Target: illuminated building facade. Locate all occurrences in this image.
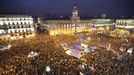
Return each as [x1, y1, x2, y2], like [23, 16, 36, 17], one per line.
[91, 19, 115, 29]
[37, 4, 134, 36]
[39, 4, 115, 35]
[116, 19, 134, 30]
[41, 4, 91, 35]
[0, 15, 36, 40]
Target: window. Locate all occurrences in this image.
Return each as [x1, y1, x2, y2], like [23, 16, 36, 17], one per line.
[13, 22, 15, 25]
[14, 30, 17, 33]
[9, 26, 12, 29]
[29, 29, 31, 32]
[8, 23, 10, 25]
[10, 31, 12, 33]
[29, 25, 31, 28]
[21, 22, 23, 25]
[18, 30, 20, 33]
[26, 29, 28, 32]
[21, 26, 24, 28]
[17, 22, 19, 25]
[17, 26, 20, 28]
[3, 22, 6, 25]
[26, 33, 29, 35]
[13, 26, 16, 29]
[25, 26, 27, 28]
[11, 34, 14, 36]
[22, 30, 24, 32]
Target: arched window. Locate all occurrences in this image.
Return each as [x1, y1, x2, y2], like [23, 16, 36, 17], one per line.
[25, 26, 27, 28]
[29, 29, 31, 32]
[29, 25, 31, 28]
[21, 26, 24, 28]
[13, 22, 15, 25]
[21, 22, 23, 25]
[26, 33, 29, 35]
[3, 22, 6, 25]
[9, 26, 12, 29]
[11, 34, 14, 36]
[14, 30, 17, 33]
[18, 30, 20, 33]
[17, 22, 19, 25]
[17, 26, 20, 28]
[26, 29, 29, 32]
[8, 23, 10, 25]
[13, 26, 16, 29]
[10, 30, 12, 33]
[22, 30, 24, 32]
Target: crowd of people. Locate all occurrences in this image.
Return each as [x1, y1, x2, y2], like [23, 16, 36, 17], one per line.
[0, 30, 134, 75]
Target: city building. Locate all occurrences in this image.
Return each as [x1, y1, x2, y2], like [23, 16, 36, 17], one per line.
[0, 15, 36, 40]
[38, 4, 116, 35]
[38, 4, 92, 35]
[91, 19, 115, 29]
[116, 19, 134, 30]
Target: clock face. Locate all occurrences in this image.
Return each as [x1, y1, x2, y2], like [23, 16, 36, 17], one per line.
[73, 11, 78, 15]
[75, 12, 78, 15]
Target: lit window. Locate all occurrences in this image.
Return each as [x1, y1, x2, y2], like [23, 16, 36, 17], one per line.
[21, 22, 23, 25]
[17, 26, 20, 28]
[10, 31, 12, 33]
[21, 26, 24, 28]
[9, 26, 12, 29]
[13, 22, 15, 25]
[14, 30, 17, 33]
[29, 25, 31, 28]
[18, 30, 20, 33]
[17, 22, 19, 25]
[13, 26, 16, 29]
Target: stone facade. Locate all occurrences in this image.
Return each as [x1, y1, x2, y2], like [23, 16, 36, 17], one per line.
[0, 15, 36, 40]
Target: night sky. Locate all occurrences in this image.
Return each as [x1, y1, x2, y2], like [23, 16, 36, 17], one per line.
[0, 0, 134, 17]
